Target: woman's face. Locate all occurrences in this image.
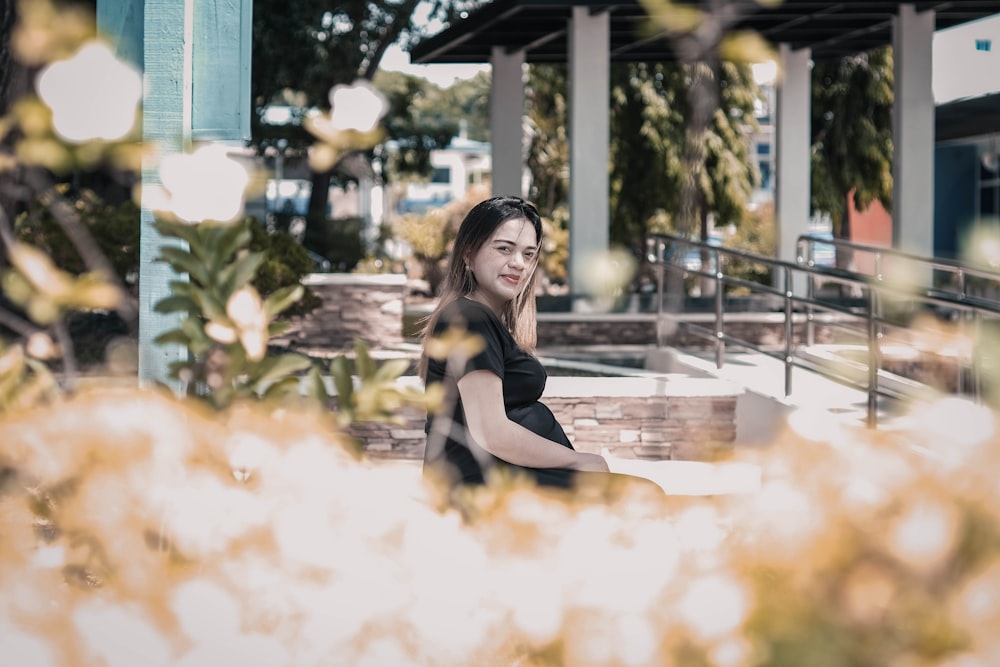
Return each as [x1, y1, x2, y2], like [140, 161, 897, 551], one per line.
[466, 217, 539, 313]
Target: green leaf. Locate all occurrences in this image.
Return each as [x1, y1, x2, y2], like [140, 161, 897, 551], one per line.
[252, 353, 312, 388]
[154, 295, 199, 314]
[263, 284, 304, 319]
[168, 280, 196, 298]
[180, 317, 213, 354]
[218, 251, 265, 294]
[159, 246, 212, 286]
[329, 356, 354, 403]
[303, 366, 330, 402]
[155, 220, 209, 259]
[353, 339, 375, 380]
[154, 328, 192, 346]
[212, 223, 253, 267]
[195, 290, 228, 321]
[268, 320, 292, 336]
[261, 376, 303, 400]
[373, 358, 411, 383]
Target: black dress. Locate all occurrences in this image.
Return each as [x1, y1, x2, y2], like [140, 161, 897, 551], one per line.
[423, 297, 577, 490]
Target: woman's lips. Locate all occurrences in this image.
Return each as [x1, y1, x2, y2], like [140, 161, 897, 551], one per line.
[501, 274, 520, 285]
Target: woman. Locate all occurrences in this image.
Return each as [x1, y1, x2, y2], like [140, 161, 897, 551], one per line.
[419, 195, 614, 495]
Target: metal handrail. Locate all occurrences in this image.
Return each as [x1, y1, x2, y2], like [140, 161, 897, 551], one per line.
[796, 233, 1000, 304]
[646, 233, 1000, 427]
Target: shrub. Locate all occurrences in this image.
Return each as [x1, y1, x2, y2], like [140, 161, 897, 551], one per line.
[247, 218, 321, 316]
[14, 187, 141, 294]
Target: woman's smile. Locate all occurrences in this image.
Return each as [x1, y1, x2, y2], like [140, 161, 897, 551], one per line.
[466, 217, 539, 313]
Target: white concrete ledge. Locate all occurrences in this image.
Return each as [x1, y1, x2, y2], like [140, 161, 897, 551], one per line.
[544, 376, 743, 398]
[302, 273, 407, 286]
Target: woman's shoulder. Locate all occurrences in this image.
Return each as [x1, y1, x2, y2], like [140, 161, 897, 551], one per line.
[438, 297, 499, 329]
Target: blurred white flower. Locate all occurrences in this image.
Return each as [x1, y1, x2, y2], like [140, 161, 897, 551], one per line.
[172, 579, 240, 642]
[73, 600, 172, 667]
[887, 498, 959, 573]
[576, 247, 638, 299]
[204, 320, 238, 345]
[0, 623, 56, 667]
[152, 144, 250, 223]
[678, 573, 748, 640]
[227, 286, 268, 361]
[24, 332, 58, 360]
[328, 80, 388, 133]
[36, 41, 142, 143]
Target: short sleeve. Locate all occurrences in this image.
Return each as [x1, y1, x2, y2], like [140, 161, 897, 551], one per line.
[434, 299, 506, 381]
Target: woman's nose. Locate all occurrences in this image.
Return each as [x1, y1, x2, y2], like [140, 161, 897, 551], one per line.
[509, 252, 526, 268]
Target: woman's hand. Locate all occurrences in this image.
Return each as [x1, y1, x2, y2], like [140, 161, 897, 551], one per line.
[573, 452, 610, 473]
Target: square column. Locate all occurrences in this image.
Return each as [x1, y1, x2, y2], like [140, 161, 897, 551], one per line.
[489, 46, 525, 197]
[568, 6, 610, 302]
[111, 0, 250, 387]
[775, 43, 812, 293]
[893, 4, 936, 259]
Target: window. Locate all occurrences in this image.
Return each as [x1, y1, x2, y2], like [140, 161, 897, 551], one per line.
[431, 167, 451, 184]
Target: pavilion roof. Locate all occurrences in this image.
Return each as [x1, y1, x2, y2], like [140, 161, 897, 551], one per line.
[410, 0, 1000, 64]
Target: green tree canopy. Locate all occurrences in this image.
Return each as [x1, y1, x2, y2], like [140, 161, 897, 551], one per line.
[250, 0, 473, 257]
[526, 60, 760, 261]
[810, 46, 894, 240]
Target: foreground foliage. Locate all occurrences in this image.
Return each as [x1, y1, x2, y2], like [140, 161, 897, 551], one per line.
[2, 390, 1000, 666]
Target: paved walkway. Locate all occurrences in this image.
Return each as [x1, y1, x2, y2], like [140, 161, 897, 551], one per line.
[666, 347, 912, 433]
[370, 343, 944, 496]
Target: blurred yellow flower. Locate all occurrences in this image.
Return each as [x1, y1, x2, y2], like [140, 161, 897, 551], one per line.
[3, 242, 119, 323]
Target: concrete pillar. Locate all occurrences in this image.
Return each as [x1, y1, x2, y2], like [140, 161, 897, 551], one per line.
[568, 6, 610, 301]
[489, 46, 525, 197]
[124, 0, 251, 387]
[775, 43, 812, 294]
[893, 4, 935, 260]
[136, 0, 192, 388]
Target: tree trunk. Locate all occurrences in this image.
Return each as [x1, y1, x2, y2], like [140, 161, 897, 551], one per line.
[304, 169, 332, 259]
[835, 191, 862, 298]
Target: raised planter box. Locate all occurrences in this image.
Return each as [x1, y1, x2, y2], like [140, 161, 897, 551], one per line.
[346, 375, 743, 463]
[277, 273, 407, 352]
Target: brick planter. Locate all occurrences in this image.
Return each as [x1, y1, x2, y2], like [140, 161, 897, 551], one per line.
[278, 273, 406, 352]
[344, 375, 742, 463]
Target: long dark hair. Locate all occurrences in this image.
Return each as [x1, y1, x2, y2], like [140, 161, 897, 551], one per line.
[418, 195, 544, 380]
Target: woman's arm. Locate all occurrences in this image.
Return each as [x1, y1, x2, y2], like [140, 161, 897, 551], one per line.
[457, 370, 609, 472]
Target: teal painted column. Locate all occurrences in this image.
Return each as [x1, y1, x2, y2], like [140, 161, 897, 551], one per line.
[97, 0, 252, 387]
[96, 0, 143, 69]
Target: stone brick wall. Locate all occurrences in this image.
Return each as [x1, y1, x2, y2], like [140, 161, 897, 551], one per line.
[349, 376, 741, 463]
[277, 274, 406, 352]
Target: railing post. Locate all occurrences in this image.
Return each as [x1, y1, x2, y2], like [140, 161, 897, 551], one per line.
[971, 310, 983, 402]
[784, 267, 794, 396]
[866, 287, 880, 428]
[715, 255, 724, 368]
[656, 240, 665, 348]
